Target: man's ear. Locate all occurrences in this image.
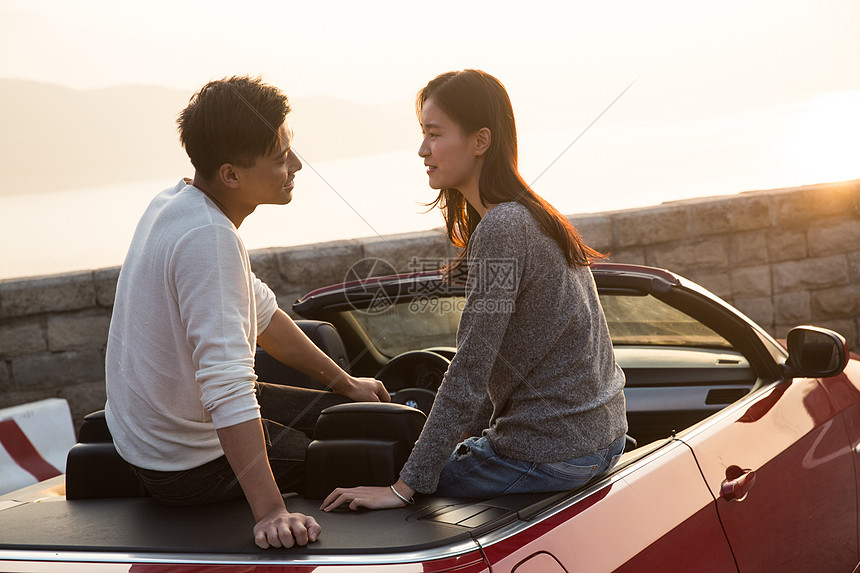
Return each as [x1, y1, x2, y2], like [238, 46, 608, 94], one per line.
[474, 127, 491, 156]
[218, 163, 241, 189]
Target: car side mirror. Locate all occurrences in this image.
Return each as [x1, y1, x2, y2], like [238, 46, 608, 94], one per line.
[784, 326, 849, 379]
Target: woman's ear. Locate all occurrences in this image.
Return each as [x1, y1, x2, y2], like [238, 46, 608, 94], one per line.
[475, 127, 491, 156]
[218, 163, 241, 189]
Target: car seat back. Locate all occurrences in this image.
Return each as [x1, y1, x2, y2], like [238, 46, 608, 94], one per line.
[304, 402, 426, 499]
[65, 410, 148, 499]
[255, 320, 350, 390]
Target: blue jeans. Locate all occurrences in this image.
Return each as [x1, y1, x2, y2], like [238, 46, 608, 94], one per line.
[434, 434, 626, 498]
[131, 382, 348, 505]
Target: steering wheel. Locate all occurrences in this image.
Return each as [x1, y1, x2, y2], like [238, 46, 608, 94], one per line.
[376, 350, 450, 415]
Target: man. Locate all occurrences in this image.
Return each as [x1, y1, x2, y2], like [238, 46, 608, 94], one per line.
[104, 76, 388, 549]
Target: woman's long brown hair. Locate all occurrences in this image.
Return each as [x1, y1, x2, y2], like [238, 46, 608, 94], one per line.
[418, 70, 603, 280]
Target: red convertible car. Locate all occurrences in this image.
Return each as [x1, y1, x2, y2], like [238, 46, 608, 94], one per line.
[0, 263, 857, 572]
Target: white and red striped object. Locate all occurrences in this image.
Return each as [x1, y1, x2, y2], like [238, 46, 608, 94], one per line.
[0, 399, 75, 495]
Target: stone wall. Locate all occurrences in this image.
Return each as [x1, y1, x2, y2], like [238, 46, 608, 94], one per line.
[581, 179, 860, 346]
[1, 179, 858, 430]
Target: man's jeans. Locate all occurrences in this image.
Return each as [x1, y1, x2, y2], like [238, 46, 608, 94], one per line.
[434, 434, 626, 498]
[131, 381, 348, 505]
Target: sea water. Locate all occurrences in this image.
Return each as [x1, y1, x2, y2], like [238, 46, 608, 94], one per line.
[2, 97, 859, 280]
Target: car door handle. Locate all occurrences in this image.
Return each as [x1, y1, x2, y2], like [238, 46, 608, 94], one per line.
[721, 468, 756, 502]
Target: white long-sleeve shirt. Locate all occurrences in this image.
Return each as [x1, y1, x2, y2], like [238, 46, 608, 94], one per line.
[105, 179, 278, 471]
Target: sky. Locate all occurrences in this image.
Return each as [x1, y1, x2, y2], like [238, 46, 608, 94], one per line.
[4, 1, 858, 113]
[1, 0, 859, 279]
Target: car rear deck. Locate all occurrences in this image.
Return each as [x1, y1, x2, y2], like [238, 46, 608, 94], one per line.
[0, 474, 592, 566]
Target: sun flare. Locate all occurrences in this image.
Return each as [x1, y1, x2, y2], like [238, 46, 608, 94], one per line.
[786, 91, 860, 183]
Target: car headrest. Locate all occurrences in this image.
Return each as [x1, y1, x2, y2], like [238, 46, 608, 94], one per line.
[314, 402, 426, 441]
[255, 320, 349, 390]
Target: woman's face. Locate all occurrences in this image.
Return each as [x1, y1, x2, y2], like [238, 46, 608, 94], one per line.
[418, 98, 483, 192]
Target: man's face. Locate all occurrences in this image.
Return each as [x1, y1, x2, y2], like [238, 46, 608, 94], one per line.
[236, 120, 302, 207]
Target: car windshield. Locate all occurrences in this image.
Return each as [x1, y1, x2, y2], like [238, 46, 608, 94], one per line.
[600, 293, 731, 348]
[346, 296, 465, 357]
[343, 292, 732, 358]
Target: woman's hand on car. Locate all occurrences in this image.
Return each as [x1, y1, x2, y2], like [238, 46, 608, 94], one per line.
[321, 481, 415, 512]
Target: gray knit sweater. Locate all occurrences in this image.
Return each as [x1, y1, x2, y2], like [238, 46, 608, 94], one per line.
[399, 202, 627, 494]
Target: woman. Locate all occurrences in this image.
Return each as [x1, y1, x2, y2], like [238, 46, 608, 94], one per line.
[321, 70, 626, 511]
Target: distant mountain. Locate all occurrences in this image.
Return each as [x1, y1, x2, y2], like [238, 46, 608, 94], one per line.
[0, 80, 416, 196]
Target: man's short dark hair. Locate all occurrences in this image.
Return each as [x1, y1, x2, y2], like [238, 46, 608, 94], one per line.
[177, 76, 291, 179]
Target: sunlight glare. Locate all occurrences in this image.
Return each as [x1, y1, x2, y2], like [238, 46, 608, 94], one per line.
[785, 91, 860, 184]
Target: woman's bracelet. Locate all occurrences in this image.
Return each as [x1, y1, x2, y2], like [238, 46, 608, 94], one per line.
[390, 484, 415, 505]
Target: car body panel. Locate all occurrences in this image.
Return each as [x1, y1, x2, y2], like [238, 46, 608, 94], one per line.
[478, 440, 737, 572]
[832, 359, 860, 554]
[681, 375, 859, 570]
[0, 558, 492, 573]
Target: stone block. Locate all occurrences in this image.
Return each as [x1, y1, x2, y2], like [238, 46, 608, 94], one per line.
[766, 229, 807, 263]
[0, 382, 108, 433]
[276, 240, 364, 292]
[249, 249, 284, 294]
[0, 389, 60, 413]
[808, 218, 860, 257]
[771, 182, 860, 227]
[94, 267, 120, 308]
[612, 205, 690, 248]
[730, 231, 768, 267]
[684, 271, 732, 300]
[773, 291, 812, 325]
[648, 238, 729, 273]
[604, 247, 646, 266]
[360, 230, 450, 274]
[0, 320, 47, 358]
[772, 255, 849, 293]
[848, 331, 859, 354]
[0, 361, 11, 391]
[811, 284, 860, 320]
[850, 252, 860, 282]
[570, 215, 613, 253]
[58, 382, 108, 431]
[11, 348, 105, 390]
[730, 266, 772, 298]
[770, 188, 816, 228]
[0, 272, 96, 319]
[805, 181, 860, 219]
[732, 296, 774, 330]
[772, 324, 792, 343]
[47, 310, 111, 352]
[691, 194, 772, 235]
